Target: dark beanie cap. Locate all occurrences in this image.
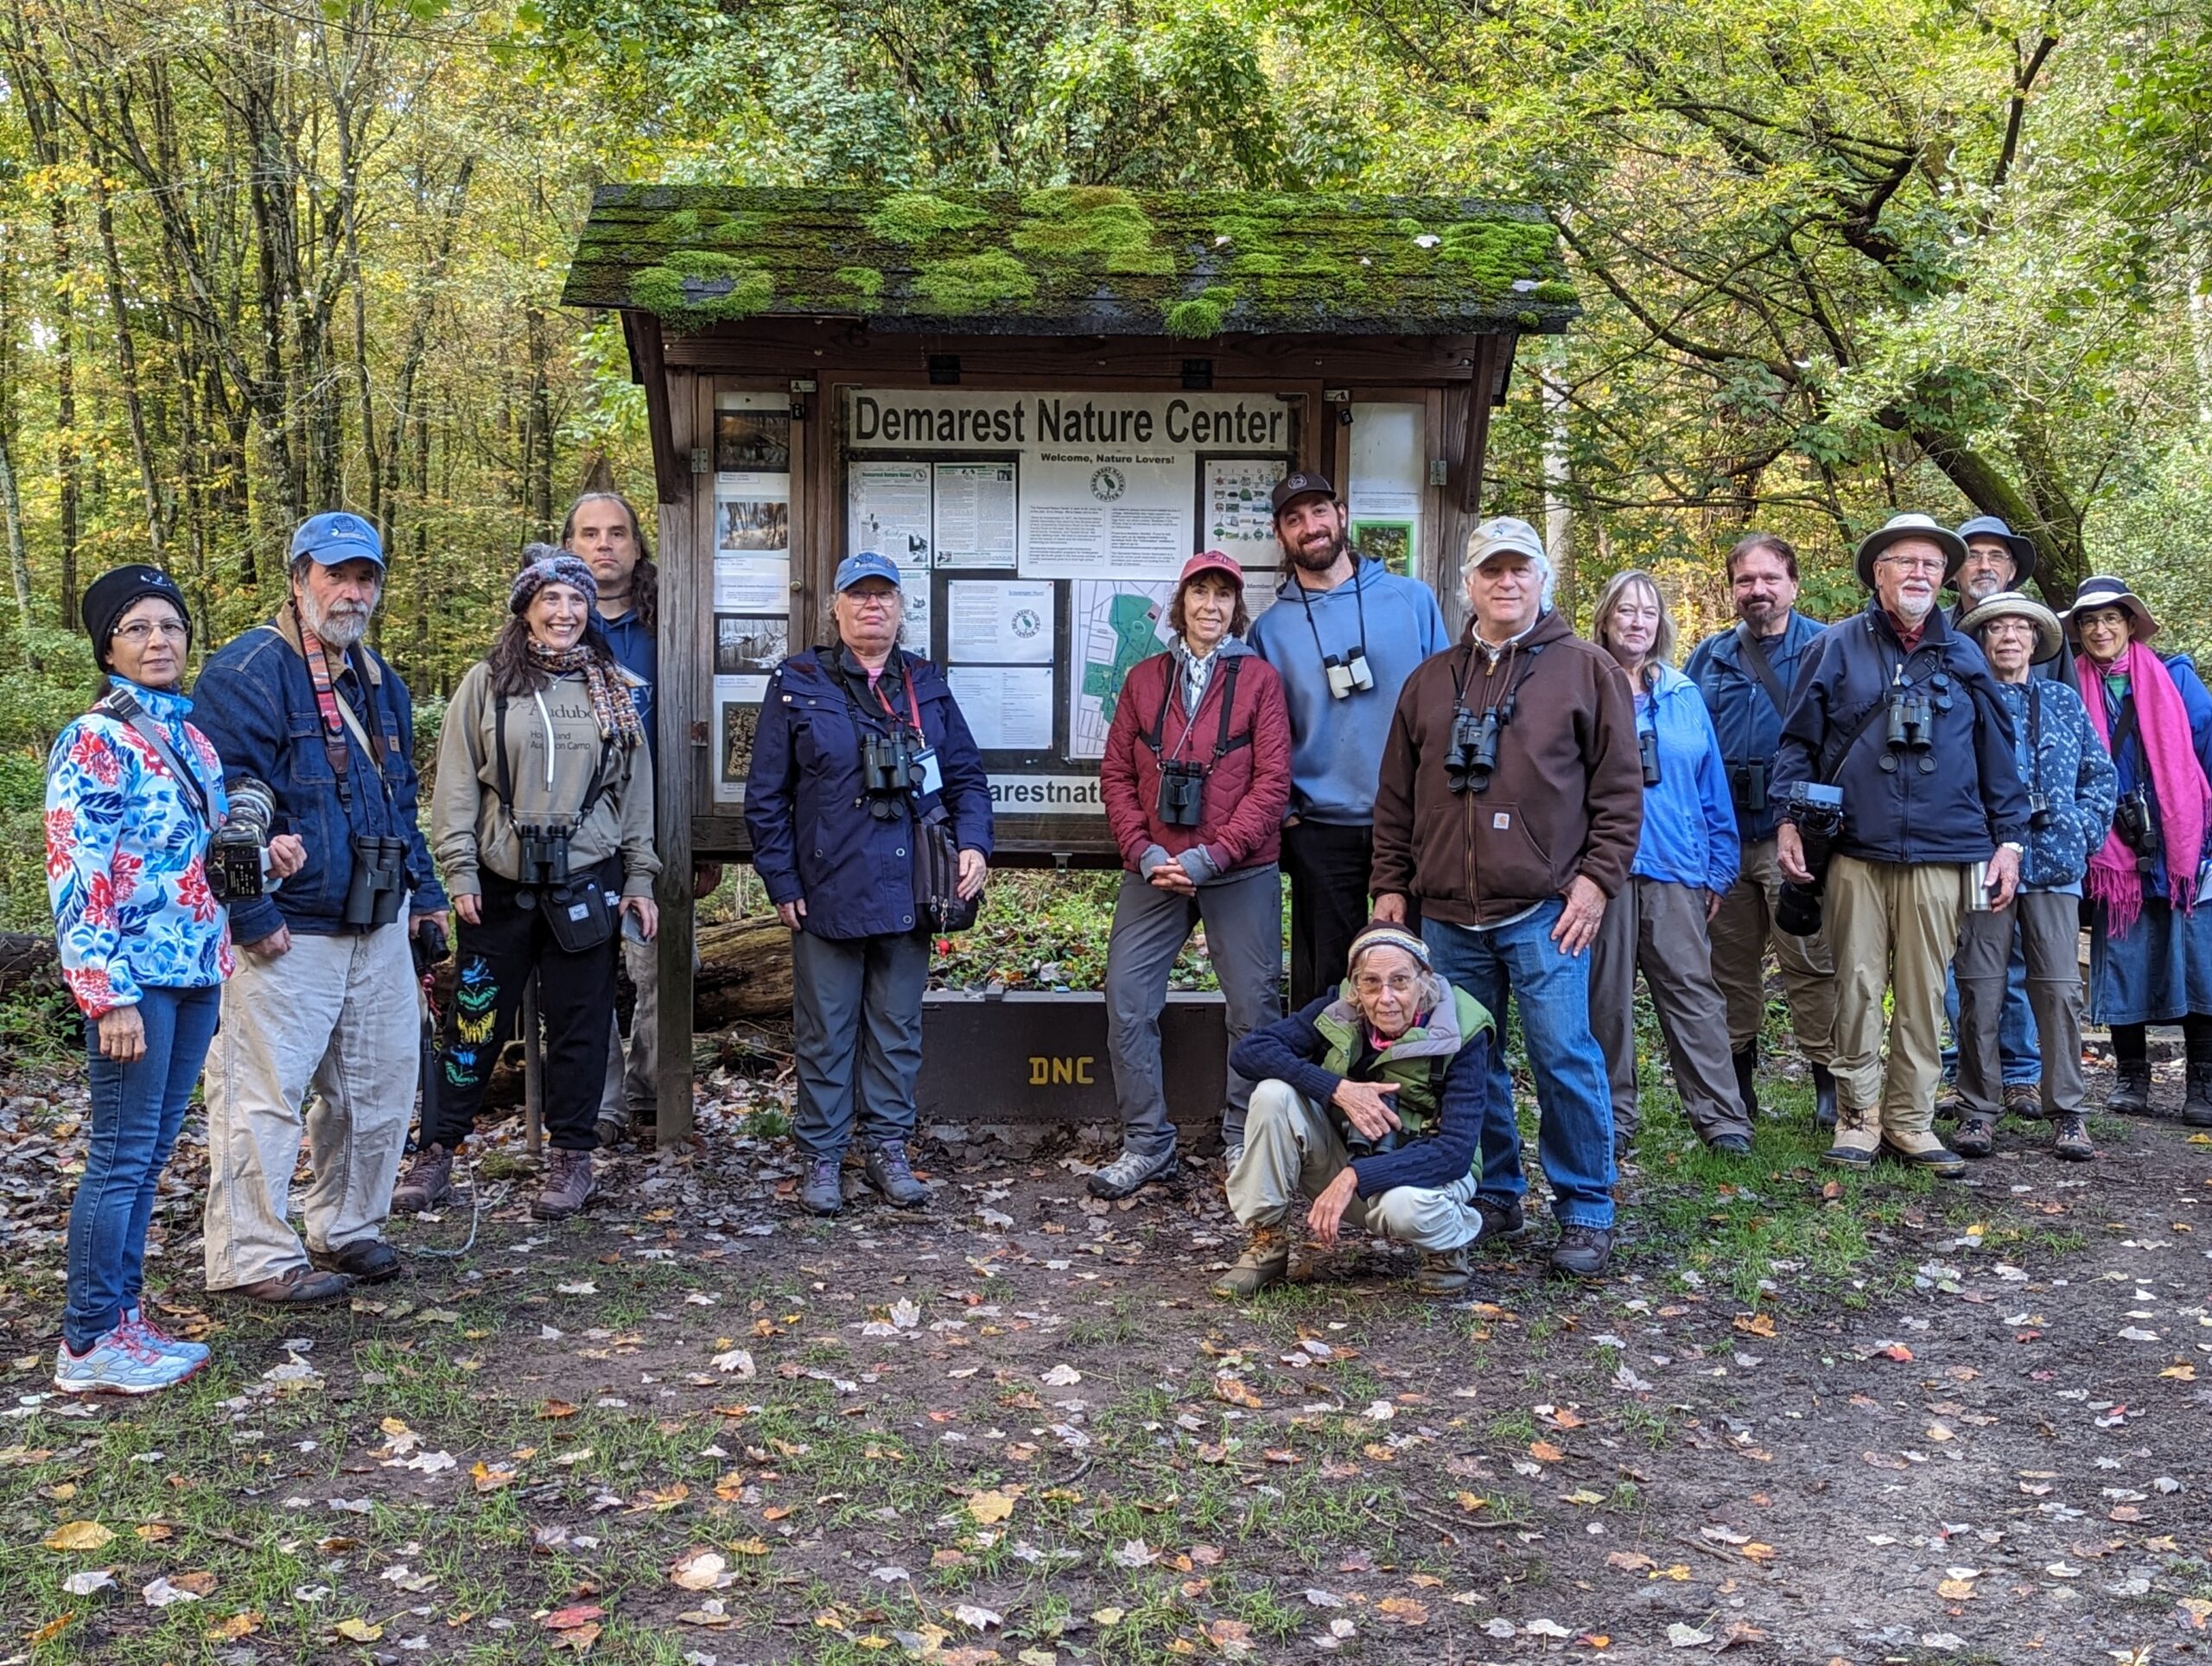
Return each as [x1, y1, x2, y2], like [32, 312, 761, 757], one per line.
[82, 565, 191, 672]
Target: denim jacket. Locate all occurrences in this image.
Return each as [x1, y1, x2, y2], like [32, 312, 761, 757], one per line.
[1989, 678, 2116, 891]
[190, 609, 445, 942]
[46, 679, 235, 1017]
[1630, 664, 1741, 893]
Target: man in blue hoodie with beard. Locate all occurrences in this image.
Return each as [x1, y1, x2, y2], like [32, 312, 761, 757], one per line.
[1248, 472, 1451, 1007]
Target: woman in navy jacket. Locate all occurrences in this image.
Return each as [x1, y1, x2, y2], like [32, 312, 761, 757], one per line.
[745, 553, 993, 1215]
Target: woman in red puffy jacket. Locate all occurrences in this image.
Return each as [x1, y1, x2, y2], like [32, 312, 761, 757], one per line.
[1091, 550, 1293, 1199]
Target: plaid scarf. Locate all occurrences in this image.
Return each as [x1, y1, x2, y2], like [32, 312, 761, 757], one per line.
[527, 639, 645, 752]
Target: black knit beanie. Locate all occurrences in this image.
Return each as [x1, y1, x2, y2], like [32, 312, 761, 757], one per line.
[81, 565, 191, 672]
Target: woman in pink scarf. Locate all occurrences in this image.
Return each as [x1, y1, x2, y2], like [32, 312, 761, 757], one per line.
[2065, 575, 2212, 1126]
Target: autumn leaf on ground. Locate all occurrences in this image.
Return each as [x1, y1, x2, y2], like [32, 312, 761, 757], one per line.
[1213, 1377, 1262, 1409]
[544, 1604, 606, 1631]
[472, 1462, 518, 1491]
[1732, 1313, 1777, 1339]
[966, 1490, 1016, 1524]
[550, 1621, 601, 1654]
[204, 1612, 263, 1642]
[1529, 1440, 1566, 1463]
[671, 1550, 728, 1591]
[1376, 1597, 1429, 1625]
[333, 1618, 384, 1642]
[43, 1522, 116, 1552]
[539, 1400, 580, 1419]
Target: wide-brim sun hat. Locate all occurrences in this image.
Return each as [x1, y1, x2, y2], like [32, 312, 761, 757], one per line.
[1854, 512, 1967, 588]
[2059, 574, 2160, 645]
[1951, 514, 2037, 588]
[1957, 589, 2063, 663]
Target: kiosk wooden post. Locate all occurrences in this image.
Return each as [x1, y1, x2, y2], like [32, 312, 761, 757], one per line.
[561, 188, 1578, 1135]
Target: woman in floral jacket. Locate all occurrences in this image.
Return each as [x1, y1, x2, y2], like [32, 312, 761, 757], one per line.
[46, 566, 303, 1395]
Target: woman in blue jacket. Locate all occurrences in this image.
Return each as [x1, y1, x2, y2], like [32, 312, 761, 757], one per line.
[746, 553, 994, 1215]
[1586, 571, 1753, 1155]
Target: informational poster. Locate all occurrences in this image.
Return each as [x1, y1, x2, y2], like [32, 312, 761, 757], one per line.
[714, 676, 768, 803]
[946, 667, 1055, 752]
[714, 615, 789, 676]
[714, 557, 788, 612]
[1020, 455, 1188, 579]
[899, 571, 932, 639]
[1066, 580, 1174, 760]
[1351, 520, 1416, 575]
[850, 461, 933, 569]
[715, 475, 790, 554]
[1205, 457, 1288, 562]
[932, 462, 1017, 568]
[712, 392, 791, 808]
[1349, 402, 1425, 577]
[947, 581, 1054, 664]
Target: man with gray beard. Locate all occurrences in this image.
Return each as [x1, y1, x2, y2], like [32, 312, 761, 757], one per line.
[193, 513, 447, 1304]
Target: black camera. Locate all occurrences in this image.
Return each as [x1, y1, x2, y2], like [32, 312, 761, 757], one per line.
[1729, 758, 1767, 815]
[1774, 782, 1845, 938]
[411, 919, 449, 976]
[1157, 759, 1205, 827]
[208, 776, 276, 905]
[343, 833, 409, 927]
[2027, 790, 2052, 831]
[1637, 728, 1662, 789]
[1446, 703, 1508, 795]
[2114, 788, 2160, 872]
[515, 823, 571, 889]
[860, 731, 924, 820]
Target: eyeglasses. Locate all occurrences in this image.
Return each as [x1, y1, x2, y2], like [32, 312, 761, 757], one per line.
[1352, 972, 1421, 997]
[113, 620, 188, 645]
[1876, 555, 1948, 575]
[844, 592, 900, 613]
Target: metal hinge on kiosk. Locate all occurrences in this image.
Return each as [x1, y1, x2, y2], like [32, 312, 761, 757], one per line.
[690, 446, 710, 474]
[1429, 459, 1450, 485]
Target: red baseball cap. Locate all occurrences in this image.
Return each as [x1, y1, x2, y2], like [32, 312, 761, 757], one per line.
[1178, 549, 1244, 590]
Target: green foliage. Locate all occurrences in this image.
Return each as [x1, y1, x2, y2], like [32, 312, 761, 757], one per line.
[626, 250, 776, 323]
[1010, 187, 1175, 275]
[863, 192, 990, 245]
[909, 251, 1039, 313]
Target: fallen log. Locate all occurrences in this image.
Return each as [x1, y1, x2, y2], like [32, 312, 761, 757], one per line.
[0, 933, 56, 1001]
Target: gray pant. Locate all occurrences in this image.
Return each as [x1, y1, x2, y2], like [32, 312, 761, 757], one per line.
[1955, 890, 2087, 1118]
[1226, 1080, 1481, 1250]
[1589, 877, 1751, 1144]
[1709, 835, 1836, 1060]
[1104, 863, 1282, 1159]
[790, 926, 930, 1159]
[600, 936, 658, 1124]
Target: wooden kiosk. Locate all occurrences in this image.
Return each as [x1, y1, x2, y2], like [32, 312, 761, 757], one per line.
[559, 185, 1578, 1142]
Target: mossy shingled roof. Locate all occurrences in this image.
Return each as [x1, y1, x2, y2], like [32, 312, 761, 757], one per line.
[562, 185, 1578, 338]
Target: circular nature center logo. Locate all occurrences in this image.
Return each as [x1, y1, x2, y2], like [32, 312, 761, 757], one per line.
[1090, 467, 1127, 502]
[1010, 608, 1043, 640]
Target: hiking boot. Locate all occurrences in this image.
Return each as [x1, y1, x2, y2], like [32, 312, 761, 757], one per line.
[1209, 1223, 1289, 1299]
[1824, 1101, 1879, 1168]
[119, 1306, 209, 1368]
[1472, 1194, 1530, 1243]
[863, 1141, 931, 1208]
[593, 1110, 631, 1151]
[2004, 1081, 2044, 1121]
[1416, 1244, 1472, 1295]
[799, 1154, 844, 1215]
[1879, 1129, 1967, 1178]
[1548, 1224, 1613, 1279]
[2106, 1059, 2152, 1115]
[2184, 1064, 2212, 1129]
[309, 1238, 400, 1283]
[532, 1148, 599, 1220]
[2050, 1113, 2095, 1162]
[1087, 1145, 1177, 1200]
[1950, 1114, 1997, 1159]
[391, 1143, 454, 1214]
[1707, 1132, 1752, 1156]
[225, 1265, 351, 1306]
[1732, 1046, 1762, 1119]
[1811, 1062, 1838, 1129]
[54, 1327, 202, 1396]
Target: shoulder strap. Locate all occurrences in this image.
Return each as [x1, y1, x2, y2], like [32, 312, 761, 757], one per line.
[1734, 623, 1790, 714]
[2110, 689, 2142, 773]
[1211, 656, 1246, 760]
[491, 692, 613, 825]
[92, 689, 213, 829]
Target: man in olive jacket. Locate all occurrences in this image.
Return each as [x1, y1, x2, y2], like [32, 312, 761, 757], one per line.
[1372, 516, 1643, 1277]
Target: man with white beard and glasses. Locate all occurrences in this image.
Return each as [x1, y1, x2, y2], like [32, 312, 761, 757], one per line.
[193, 513, 448, 1305]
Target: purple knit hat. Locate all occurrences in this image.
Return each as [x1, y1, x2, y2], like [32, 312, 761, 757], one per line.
[511, 553, 599, 614]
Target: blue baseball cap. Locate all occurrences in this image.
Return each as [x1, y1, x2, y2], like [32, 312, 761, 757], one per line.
[289, 511, 385, 569]
[835, 550, 901, 591]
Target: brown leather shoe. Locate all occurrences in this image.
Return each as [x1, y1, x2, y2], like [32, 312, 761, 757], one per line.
[532, 1148, 599, 1221]
[226, 1265, 351, 1306]
[309, 1238, 400, 1283]
[2004, 1081, 2044, 1121]
[391, 1143, 454, 1214]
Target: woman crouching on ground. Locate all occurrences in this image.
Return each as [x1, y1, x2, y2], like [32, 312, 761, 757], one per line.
[1213, 923, 1495, 1299]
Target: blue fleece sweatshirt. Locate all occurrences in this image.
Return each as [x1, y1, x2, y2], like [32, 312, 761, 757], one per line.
[1630, 664, 1742, 892]
[1246, 558, 1450, 824]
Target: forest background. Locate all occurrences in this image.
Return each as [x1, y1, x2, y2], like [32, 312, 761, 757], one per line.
[0, 0, 2208, 930]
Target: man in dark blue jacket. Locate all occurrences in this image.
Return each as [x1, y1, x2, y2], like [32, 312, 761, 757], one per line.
[194, 512, 447, 1305]
[1772, 513, 2032, 1177]
[1684, 533, 1837, 1125]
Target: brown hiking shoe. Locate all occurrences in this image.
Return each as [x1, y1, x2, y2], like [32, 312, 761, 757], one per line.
[391, 1143, 454, 1214]
[224, 1264, 351, 1306]
[2004, 1081, 2044, 1121]
[532, 1147, 599, 1220]
[1209, 1223, 1289, 1299]
[1416, 1245, 1472, 1295]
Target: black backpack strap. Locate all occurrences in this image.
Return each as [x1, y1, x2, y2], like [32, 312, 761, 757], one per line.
[493, 690, 613, 825]
[1211, 655, 1248, 760]
[1734, 623, 1790, 715]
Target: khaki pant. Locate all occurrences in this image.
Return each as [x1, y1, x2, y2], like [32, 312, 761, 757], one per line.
[1225, 1079, 1480, 1253]
[1955, 891, 2088, 1118]
[202, 923, 418, 1288]
[1589, 877, 1752, 1143]
[1826, 855, 1969, 1132]
[600, 935, 658, 1123]
[1708, 836, 1836, 1061]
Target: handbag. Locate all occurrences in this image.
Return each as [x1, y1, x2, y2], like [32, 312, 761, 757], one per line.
[541, 872, 616, 954]
[916, 804, 981, 933]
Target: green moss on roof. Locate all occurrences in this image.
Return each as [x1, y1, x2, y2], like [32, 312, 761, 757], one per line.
[565, 185, 1578, 338]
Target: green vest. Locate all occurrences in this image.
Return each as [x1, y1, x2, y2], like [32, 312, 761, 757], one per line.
[1313, 985, 1494, 1135]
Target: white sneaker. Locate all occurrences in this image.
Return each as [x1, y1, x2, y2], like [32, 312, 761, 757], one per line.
[1086, 1147, 1177, 1200]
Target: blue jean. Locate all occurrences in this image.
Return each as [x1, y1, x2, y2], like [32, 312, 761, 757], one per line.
[66, 984, 222, 1351]
[1421, 903, 1616, 1230]
[1942, 938, 2038, 1086]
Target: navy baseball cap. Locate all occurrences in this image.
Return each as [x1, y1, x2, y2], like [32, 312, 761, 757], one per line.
[1269, 471, 1337, 517]
[835, 550, 901, 591]
[290, 511, 385, 569]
